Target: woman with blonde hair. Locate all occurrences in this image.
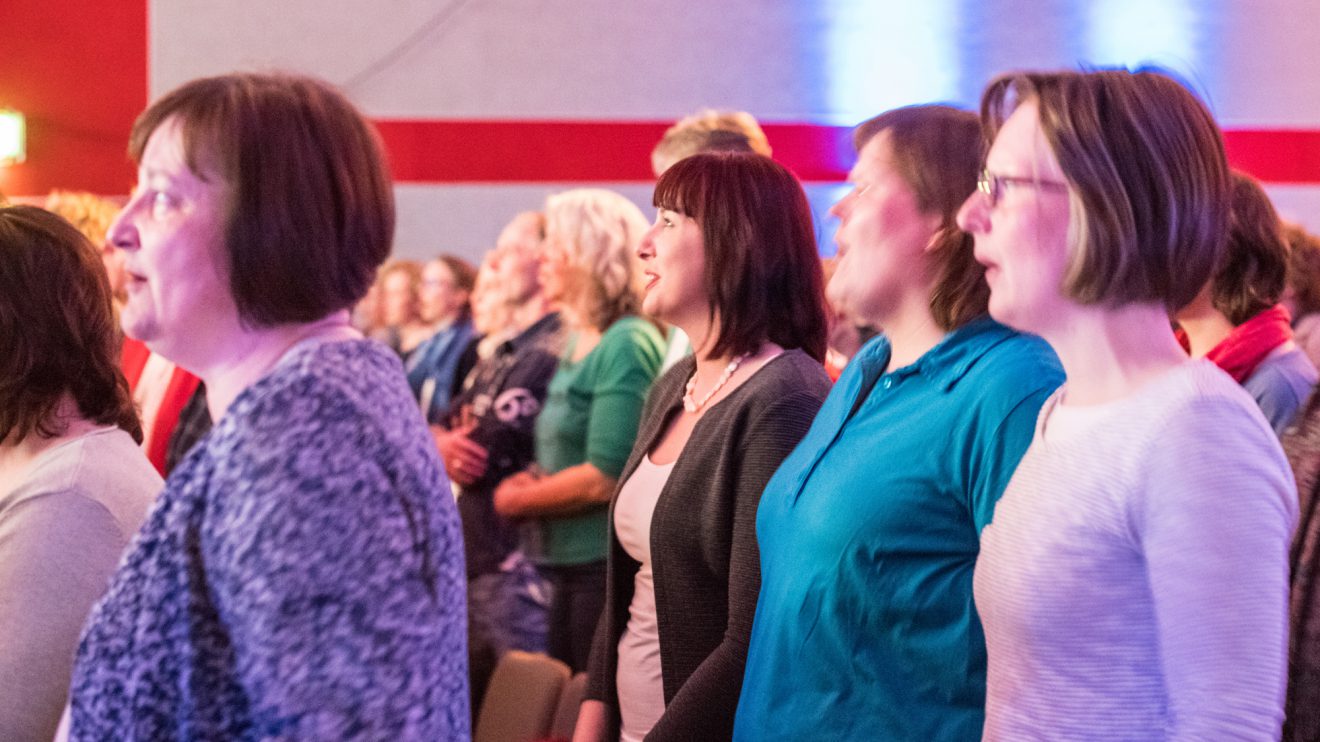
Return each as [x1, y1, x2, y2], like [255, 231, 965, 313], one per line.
[495, 189, 665, 672]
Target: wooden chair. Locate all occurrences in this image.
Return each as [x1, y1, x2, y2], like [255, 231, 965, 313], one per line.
[548, 671, 590, 739]
[474, 650, 570, 742]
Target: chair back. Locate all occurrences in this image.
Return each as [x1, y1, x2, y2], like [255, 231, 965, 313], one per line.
[548, 671, 590, 739]
[475, 650, 570, 742]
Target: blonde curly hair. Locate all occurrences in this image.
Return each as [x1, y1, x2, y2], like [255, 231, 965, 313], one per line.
[44, 190, 119, 246]
[544, 189, 648, 331]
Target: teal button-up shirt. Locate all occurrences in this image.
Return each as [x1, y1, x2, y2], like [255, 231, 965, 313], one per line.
[734, 317, 1063, 741]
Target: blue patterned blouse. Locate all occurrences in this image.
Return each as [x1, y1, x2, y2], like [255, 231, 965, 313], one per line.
[69, 339, 470, 741]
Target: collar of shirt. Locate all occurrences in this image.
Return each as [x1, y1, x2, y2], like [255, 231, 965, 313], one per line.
[852, 315, 1019, 393]
[498, 311, 562, 356]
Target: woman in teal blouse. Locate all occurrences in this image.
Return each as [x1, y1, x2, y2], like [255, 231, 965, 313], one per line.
[733, 105, 1064, 740]
[495, 188, 664, 671]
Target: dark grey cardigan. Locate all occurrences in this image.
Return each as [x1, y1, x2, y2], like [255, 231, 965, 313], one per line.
[585, 349, 830, 741]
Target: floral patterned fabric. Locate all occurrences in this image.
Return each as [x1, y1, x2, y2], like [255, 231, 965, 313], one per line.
[68, 339, 469, 741]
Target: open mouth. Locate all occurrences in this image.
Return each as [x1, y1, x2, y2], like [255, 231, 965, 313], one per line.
[644, 272, 659, 291]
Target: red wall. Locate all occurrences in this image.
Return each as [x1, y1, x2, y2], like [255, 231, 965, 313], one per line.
[0, 1, 146, 197]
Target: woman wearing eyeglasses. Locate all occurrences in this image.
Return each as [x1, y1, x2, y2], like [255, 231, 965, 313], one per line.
[732, 105, 1063, 741]
[959, 69, 1294, 739]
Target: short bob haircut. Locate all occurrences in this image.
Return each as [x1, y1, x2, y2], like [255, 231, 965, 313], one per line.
[980, 68, 1231, 312]
[544, 188, 649, 331]
[127, 72, 395, 327]
[1209, 171, 1289, 326]
[0, 206, 141, 445]
[653, 152, 829, 362]
[854, 104, 987, 332]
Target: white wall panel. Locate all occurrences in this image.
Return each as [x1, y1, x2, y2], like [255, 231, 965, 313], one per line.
[150, 0, 1320, 249]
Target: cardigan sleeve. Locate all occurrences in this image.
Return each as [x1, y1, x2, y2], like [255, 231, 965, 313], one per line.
[584, 361, 688, 708]
[646, 385, 826, 741]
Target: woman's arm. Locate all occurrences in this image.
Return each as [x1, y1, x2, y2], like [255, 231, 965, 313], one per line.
[0, 493, 131, 742]
[1143, 397, 1295, 740]
[501, 323, 660, 519]
[494, 463, 615, 518]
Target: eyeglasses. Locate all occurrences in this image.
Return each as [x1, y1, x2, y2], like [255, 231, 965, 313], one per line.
[977, 169, 1069, 208]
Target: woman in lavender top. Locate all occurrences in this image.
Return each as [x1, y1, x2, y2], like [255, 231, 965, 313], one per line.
[959, 68, 1294, 740]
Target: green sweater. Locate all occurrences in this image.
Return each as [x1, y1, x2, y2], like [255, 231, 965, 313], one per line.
[531, 316, 664, 565]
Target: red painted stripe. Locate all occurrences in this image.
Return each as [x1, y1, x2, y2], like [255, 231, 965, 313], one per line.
[376, 120, 1320, 185]
[4, 105, 1320, 192]
[375, 120, 856, 183]
[1224, 130, 1320, 184]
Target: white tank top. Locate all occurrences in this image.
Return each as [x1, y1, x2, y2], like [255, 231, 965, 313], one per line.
[613, 453, 676, 742]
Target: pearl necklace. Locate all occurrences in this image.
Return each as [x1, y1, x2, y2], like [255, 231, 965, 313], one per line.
[683, 353, 750, 413]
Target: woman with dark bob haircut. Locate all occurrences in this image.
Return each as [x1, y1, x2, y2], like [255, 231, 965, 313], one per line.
[734, 105, 1063, 741]
[572, 152, 830, 742]
[1175, 171, 1318, 434]
[960, 68, 1294, 739]
[66, 73, 469, 739]
[0, 206, 159, 742]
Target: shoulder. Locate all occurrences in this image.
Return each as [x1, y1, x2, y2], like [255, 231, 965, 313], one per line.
[703, 351, 830, 438]
[9, 429, 160, 534]
[600, 316, 665, 355]
[955, 329, 1064, 421]
[1133, 362, 1296, 520]
[211, 340, 434, 481]
[1144, 362, 1288, 466]
[1247, 347, 1318, 394]
[972, 330, 1063, 384]
[740, 350, 832, 408]
[589, 317, 665, 378]
[228, 340, 408, 429]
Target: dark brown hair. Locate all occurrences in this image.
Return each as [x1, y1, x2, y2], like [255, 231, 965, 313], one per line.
[653, 152, 828, 362]
[855, 105, 987, 331]
[980, 68, 1230, 312]
[128, 72, 395, 327]
[1210, 171, 1288, 325]
[0, 206, 141, 444]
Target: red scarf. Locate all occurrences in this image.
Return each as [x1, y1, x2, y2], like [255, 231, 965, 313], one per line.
[1203, 304, 1294, 383]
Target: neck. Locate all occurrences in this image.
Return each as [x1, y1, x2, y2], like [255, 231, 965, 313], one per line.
[871, 295, 946, 371]
[1041, 302, 1187, 406]
[1176, 303, 1235, 358]
[510, 295, 550, 333]
[0, 395, 100, 485]
[195, 311, 358, 421]
[425, 314, 455, 333]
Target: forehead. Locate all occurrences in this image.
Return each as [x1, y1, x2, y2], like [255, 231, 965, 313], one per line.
[850, 130, 895, 178]
[424, 260, 454, 280]
[383, 271, 413, 289]
[139, 116, 226, 194]
[139, 118, 188, 173]
[986, 101, 1064, 178]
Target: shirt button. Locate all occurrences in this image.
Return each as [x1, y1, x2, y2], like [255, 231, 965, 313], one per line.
[881, 378, 893, 389]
